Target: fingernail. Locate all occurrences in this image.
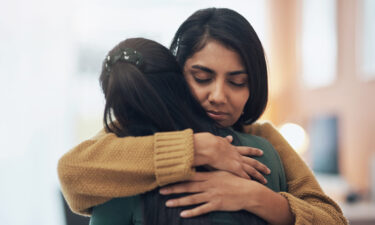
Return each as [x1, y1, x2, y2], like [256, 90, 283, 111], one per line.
[264, 178, 268, 184]
[258, 150, 263, 155]
[267, 168, 271, 174]
[159, 189, 169, 194]
[180, 211, 188, 217]
[166, 200, 175, 207]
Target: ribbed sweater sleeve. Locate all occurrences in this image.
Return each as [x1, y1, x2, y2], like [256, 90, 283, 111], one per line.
[244, 122, 348, 225]
[58, 129, 194, 216]
[154, 130, 195, 186]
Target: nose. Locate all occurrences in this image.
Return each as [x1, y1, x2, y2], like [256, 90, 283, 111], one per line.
[208, 80, 227, 105]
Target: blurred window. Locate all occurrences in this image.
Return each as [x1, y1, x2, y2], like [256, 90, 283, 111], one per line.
[358, 0, 375, 80]
[301, 0, 337, 88]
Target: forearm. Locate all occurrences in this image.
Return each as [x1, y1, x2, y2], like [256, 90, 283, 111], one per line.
[243, 182, 294, 225]
[280, 186, 348, 225]
[58, 134, 156, 215]
[58, 129, 195, 215]
[246, 122, 348, 224]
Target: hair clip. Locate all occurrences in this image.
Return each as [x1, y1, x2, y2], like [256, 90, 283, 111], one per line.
[105, 47, 143, 73]
[105, 55, 111, 72]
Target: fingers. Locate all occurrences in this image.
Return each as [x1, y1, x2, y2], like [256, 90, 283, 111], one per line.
[180, 202, 215, 218]
[160, 172, 211, 195]
[237, 146, 263, 156]
[242, 156, 271, 175]
[160, 181, 204, 195]
[228, 161, 250, 180]
[165, 192, 208, 208]
[238, 170, 250, 180]
[224, 135, 233, 143]
[243, 163, 267, 184]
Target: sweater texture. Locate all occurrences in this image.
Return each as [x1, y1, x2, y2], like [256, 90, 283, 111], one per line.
[58, 122, 348, 225]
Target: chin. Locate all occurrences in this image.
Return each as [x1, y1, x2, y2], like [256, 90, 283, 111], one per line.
[216, 121, 231, 128]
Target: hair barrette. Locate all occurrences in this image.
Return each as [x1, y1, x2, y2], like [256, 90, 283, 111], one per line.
[105, 47, 143, 72]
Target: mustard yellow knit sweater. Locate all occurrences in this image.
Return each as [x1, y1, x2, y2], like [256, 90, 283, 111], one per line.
[58, 122, 348, 225]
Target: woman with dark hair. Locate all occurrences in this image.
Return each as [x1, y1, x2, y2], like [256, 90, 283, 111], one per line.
[58, 8, 347, 225]
[89, 37, 286, 225]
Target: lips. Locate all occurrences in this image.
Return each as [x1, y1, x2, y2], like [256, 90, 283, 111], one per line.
[206, 110, 229, 121]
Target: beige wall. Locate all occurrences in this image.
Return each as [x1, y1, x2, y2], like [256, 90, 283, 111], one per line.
[265, 0, 375, 192]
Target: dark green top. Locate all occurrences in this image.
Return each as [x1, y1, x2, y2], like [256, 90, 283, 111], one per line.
[229, 130, 287, 192]
[90, 130, 287, 225]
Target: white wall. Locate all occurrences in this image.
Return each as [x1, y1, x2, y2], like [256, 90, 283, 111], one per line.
[0, 1, 267, 224]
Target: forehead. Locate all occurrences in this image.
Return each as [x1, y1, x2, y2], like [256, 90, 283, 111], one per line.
[185, 40, 245, 71]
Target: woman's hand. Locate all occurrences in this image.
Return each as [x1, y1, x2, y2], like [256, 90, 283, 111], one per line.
[159, 171, 294, 225]
[159, 171, 259, 216]
[193, 132, 270, 183]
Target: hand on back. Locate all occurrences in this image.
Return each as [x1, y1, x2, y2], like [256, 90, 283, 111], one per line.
[159, 171, 262, 217]
[193, 132, 270, 184]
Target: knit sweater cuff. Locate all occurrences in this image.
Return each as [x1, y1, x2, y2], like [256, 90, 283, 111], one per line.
[154, 129, 195, 186]
[279, 192, 314, 225]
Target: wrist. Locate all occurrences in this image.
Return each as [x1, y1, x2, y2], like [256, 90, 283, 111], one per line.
[242, 180, 265, 212]
[193, 133, 214, 166]
[243, 182, 294, 225]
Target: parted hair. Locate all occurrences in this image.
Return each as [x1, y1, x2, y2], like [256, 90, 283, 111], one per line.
[170, 7, 269, 131]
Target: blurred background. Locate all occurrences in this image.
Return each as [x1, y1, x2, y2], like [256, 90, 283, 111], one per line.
[0, 0, 374, 224]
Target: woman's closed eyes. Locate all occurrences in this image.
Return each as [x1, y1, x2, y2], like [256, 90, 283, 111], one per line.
[191, 71, 248, 88]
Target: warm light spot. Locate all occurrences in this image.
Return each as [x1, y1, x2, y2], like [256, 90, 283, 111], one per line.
[279, 123, 309, 155]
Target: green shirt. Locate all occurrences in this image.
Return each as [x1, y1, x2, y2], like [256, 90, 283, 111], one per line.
[90, 130, 287, 225]
[229, 129, 287, 192]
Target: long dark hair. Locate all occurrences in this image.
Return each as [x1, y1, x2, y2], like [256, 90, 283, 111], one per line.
[100, 37, 214, 225]
[100, 37, 265, 224]
[170, 7, 269, 131]
[100, 38, 212, 136]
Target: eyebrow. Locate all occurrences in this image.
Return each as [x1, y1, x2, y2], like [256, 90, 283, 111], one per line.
[191, 65, 247, 76]
[191, 65, 214, 74]
[228, 70, 247, 76]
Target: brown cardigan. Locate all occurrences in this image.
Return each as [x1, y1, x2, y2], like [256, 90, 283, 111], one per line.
[58, 122, 348, 224]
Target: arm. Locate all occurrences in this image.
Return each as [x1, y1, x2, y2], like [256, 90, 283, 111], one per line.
[58, 129, 195, 216]
[159, 122, 347, 225]
[158, 132, 294, 225]
[160, 171, 294, 225]
[58, 128, 267, 216]
[244, 122, 348, 225]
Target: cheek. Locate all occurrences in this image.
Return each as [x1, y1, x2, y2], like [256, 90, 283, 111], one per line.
[236, 90, 250, 111]
[184, 75, 206, 103]
[189, 84, 207, 104]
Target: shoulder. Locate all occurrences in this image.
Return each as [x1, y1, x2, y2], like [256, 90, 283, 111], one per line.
[91, 196, 141, 224]
[243, 121, 293, 154]
[233, 130, 279, 160]
[243, 121, 279, 137]
[242, 121, 285, 149]
[90, 128, 109, 141]
[234, 129, 288, 192]
[235, 131, 272, 148]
